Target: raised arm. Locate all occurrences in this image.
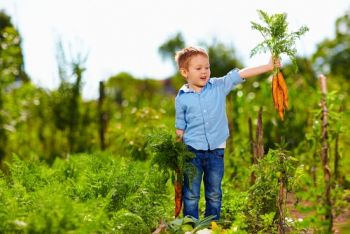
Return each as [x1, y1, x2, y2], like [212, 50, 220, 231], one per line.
[238, 56, 280, 79]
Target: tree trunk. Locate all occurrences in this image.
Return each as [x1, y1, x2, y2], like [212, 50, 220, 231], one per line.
[98, 81, 107, 151]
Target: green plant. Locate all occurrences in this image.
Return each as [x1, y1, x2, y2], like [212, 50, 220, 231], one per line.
[112, 209, 150, 234]
[147, 130, 196, 183]
[250, 10, 309, 72]
[250, 10, 309, 120]
[147, 129, 196, 217]
[241, 147, 299, 233]
[166, 215, 216, 234]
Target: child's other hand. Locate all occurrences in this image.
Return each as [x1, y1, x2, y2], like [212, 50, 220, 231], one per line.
[176, 129, 184, 142]
[268, 56, 281, 71]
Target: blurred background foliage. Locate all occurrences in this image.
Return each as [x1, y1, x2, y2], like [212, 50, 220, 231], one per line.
[0, 7, 349, 180]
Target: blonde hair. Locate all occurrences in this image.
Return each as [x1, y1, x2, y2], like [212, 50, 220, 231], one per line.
[174, 46, 208, 70]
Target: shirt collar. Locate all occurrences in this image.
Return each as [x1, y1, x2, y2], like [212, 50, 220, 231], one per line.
[179, 84, 194, 94]
[179, 79, 213, 94]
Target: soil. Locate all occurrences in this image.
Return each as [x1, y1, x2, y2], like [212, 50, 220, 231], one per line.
[286, 192, 350, 233]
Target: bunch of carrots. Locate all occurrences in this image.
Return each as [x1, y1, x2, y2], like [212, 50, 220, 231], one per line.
[147, 130, 196, 218]
[250, 10, 308, 120]
[272, 70, 288, 120]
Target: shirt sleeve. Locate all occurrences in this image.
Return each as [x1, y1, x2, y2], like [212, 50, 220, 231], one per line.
[175, 97, 186, 130]
[215, 68, 246, 95]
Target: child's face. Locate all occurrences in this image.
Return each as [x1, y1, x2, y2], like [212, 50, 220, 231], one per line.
[181, 54, 210, 92]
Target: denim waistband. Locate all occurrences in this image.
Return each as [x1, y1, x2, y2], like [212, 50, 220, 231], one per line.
[186, 145, 224, 153]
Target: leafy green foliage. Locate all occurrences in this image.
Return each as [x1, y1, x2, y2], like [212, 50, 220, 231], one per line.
[250, 10, 309, 72]
[159, 32, 185, 66]
[165, 215, 216, 234]
[0, 12, 29, 162]
[244, 148, 299, 232]
[0, 11, 28, 84]
[0, 153, 174, 233]
[221, 148, 300, 233]
[147, 129, 196, 185]
[112, 209, 150, 234]
[203, 40, 243, 77]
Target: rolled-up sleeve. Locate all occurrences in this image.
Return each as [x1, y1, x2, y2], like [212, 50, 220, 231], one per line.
[175, 98, 186, 130]
[216, 69, 245, 95]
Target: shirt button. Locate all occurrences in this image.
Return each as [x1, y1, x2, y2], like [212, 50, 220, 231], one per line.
[203, 110, 207, 113]
[206, 122, 209, 125]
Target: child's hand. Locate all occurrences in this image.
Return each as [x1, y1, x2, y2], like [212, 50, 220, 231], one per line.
[268, 56, 281, 71]
[176, 129, 184, 142]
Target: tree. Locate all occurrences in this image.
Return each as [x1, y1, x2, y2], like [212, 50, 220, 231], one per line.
[158, 32, 185, 68]
[203, 40, 243, 77]
[0, 11, 29, 83]
[0, 11, 29, 163]
[51, 40, 87, 155]
[0, 10, 11, 30]
[312, 9, 350, 79]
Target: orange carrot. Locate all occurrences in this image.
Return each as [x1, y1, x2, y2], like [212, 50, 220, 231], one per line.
[271, 70, 289, 120]
[277, 86, 285, 120]
[174, 179, 182, 217]
[277, 71, 289, 109]
[272, 74, 279, 109]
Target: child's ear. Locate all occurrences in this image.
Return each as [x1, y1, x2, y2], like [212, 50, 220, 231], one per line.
[180, 68, 187, 78]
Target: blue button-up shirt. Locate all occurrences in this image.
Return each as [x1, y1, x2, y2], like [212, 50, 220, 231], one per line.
[175, 69, 245, 150]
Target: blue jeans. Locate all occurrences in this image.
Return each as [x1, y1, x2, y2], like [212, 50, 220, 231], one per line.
[183, 145, 224, 220]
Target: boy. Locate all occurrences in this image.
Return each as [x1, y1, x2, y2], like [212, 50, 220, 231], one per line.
[174, 46, 280, 220]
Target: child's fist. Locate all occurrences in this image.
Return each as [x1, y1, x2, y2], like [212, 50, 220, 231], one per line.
[270, 56, 281, 70]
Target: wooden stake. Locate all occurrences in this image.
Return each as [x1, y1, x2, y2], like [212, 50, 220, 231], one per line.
[248, 117, 256, 185]
[277, 151, 287, 234]
[250, 107, 264, 185]
[334, 105, 343, 185]
[254, 107, 264, 160]
[319, 74, 333, 232]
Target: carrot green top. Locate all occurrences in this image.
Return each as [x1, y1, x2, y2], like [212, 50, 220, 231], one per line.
[250, 10, 309, 73]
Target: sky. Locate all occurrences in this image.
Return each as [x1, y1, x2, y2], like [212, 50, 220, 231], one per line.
[0, 0, 349, 99]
